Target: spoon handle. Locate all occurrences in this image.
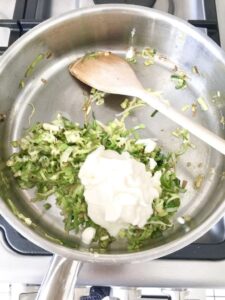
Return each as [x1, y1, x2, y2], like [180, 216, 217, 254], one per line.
[138, 89, 225, 155]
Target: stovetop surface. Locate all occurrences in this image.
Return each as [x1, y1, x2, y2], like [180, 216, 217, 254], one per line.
[0, 0, 223, 261]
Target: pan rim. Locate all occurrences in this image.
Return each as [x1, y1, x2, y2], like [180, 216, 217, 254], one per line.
[1, 4, 225, 263]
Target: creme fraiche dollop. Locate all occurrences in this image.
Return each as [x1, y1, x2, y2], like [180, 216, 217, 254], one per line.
[78, 146, 161, 237]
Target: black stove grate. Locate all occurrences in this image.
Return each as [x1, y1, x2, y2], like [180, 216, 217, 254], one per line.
[0, 0, 224, 259]
[13, 0, 50, 20]
[93, 0, 157, 6]
[189, 0, 220, 45]
[0, 0, 220, 54]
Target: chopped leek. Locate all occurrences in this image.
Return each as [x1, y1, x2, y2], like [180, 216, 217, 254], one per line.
[197, 97, 208, 111]
[7, 111, 184, 251]
[171, 72, 187, 89]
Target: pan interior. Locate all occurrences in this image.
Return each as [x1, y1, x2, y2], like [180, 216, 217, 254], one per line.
[1, 7, 225, 256]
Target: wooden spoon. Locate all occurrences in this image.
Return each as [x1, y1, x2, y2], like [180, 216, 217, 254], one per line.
[70, 51, 225, 155]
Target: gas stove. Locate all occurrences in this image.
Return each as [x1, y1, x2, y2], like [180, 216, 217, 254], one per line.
[1, 0, 225, 299]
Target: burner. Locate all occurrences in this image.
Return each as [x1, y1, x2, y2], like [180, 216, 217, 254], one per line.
[93, 0, 157, 7]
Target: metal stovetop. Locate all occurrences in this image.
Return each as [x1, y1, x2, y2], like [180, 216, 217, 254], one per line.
[1, 0, 225, 297]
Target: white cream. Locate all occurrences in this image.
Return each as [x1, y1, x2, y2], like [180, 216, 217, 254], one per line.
[149, 158, 157, 170]
[126, 46, 135, 60]
[81, 227, 96, 245]
[78, 146, 161, 237]
[126, 28, 136, 60]
[135, 138, 156, 153]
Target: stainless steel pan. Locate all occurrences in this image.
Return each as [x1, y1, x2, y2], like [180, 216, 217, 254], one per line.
[1, 4, 225, 299]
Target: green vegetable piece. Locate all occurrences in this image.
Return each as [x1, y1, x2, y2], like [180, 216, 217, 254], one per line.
[172, 127, 195, 155]
[192, 66, 199, 74]
[197, 97, 208, 111]
[181, 104, 190, 112]
[7, 198, 32, 226]
[43, 203, 52, 210]
[7, 108, 183, 251]
[118, 97, 145, 121]
[25, 53, 45, 78]
[142, 47, 156, 66]
[151, 110, 158, 117]
[19, 79, 25, 89]
[126, 56, 137, 64]
[171, 73, 187, 89]
[193, 174, 204, 190]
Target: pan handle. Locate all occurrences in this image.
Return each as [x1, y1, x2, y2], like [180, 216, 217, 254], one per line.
[36, 254, 81, 300]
